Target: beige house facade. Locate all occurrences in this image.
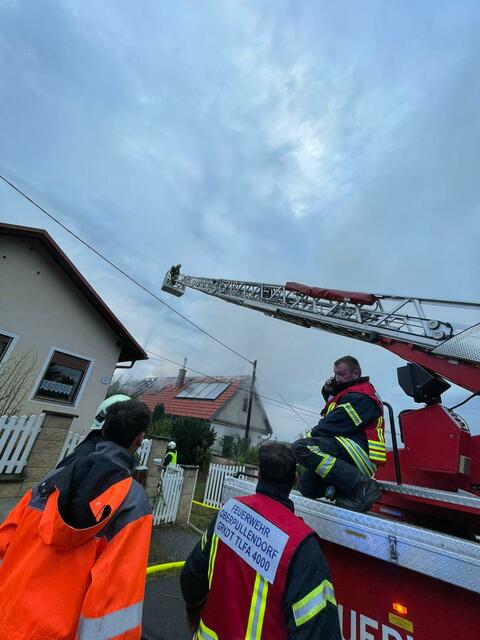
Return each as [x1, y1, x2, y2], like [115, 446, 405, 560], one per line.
[0, 222, 147, 433]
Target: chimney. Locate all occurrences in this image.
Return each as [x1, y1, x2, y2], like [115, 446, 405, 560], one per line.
[176, 358, 187, 389]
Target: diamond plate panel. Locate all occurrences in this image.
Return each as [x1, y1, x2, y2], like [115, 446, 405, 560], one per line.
[222, 477, 480, 593]
[432, 323, 480, 362]
[379, 480, 480, 509]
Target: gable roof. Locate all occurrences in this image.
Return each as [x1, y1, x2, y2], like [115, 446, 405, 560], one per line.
[0, 222, 147, 363]
[140, 375, 252, 421]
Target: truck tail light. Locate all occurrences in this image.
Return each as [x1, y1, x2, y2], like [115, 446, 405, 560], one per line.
[393, 602, 408, 616]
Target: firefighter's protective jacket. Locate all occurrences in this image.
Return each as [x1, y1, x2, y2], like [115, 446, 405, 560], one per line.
[163, 449, 178, 468]
[56, 428, 103, 469]
[313, 377, 386, 465]
[181, 481, 341, 640]
[0, 441, 152, 640]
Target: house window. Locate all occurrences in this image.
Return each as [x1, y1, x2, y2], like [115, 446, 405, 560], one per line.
[0, 334, 13, 364]
[242, 397, 249, 412]
[34, 350, 91, 405]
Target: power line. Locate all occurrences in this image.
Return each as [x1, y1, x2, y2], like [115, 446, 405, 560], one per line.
[0, 173, 253, 365]
[1, 172, 317, 425]
[256, 368, 311, 428]
[145, 349, 319, 418]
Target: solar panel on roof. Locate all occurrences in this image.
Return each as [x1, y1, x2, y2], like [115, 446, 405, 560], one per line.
[203, 383, 228, 399]
[175, 381, 229, 400]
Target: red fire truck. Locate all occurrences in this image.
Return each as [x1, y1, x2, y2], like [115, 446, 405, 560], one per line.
[163, 269, 480, 639]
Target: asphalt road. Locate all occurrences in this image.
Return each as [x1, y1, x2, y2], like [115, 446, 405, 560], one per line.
[142, 525, 200, 640]
[142, 575, 192, 640]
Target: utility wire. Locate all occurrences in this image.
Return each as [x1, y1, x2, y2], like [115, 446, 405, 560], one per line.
[1, 172, 315, 425]
[256, 368, 311, 428]
[145, 349, 319, 418]
[0, 173, 253, 365]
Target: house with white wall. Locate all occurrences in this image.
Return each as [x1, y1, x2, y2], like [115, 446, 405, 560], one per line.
[137, 369, 272, 454]
[0, 222, 147, 433]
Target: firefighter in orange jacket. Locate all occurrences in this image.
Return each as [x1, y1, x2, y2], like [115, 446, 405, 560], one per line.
[293, 355, 384, 512]
[0, 399, 153, 640]
[181, 443, 341, 639]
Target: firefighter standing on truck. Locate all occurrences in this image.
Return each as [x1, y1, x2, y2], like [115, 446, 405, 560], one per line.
[180, 442, 341, 640]
[293, 355, 385, 512]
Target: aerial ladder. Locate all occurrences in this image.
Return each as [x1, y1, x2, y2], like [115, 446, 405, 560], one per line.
[163, 268, 480, 639]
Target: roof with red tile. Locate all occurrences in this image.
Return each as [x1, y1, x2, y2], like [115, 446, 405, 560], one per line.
[140, 375, 250, 421]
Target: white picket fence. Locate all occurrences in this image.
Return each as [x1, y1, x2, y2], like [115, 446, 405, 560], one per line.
[0, 414, 45, 474]
[153, 464, 184, 525]
[57, 431, 83, 464]
[203, 463, 246, 508]
[57, 432, 152, 467]
[135, 438, 152, 466]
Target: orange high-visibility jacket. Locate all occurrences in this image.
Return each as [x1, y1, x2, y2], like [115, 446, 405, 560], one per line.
[0, 441, 152, 639]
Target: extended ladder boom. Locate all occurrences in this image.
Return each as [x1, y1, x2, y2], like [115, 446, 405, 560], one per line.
[162, 269, 480, 392]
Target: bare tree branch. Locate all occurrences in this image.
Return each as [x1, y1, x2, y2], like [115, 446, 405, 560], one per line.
[0, 349, 38, 416]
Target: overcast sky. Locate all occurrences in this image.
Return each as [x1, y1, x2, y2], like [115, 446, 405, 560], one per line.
[1, 0, 480, 440]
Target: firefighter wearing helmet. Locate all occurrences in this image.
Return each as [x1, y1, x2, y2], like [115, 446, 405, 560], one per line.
[163, 441, 177, 468]
[56, 394, 131, 468]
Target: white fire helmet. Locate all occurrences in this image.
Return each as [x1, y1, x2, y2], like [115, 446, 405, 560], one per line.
[167, 441, 177, 450]
[92, 394, 131, 429]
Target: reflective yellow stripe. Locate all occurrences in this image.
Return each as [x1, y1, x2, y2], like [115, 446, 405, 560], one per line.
[340, 402, 362, 426]
[315, 455, 336, 478]
[201, 530, 208, 551]
[208, 534, 219, 588]
[197, 619, 219, 640]
[368, 440, 386, 448]
[336, 436, 370, 475]
[368, 439, 386, 462]
[335, 437, 376, 476]
[307, 445, 323, 456]
[292, 579, 337, 627]
[245, 573, 269, 639]
[326, 402, 336, 415]
[376, 417, 385, 442]
[307, 445, 337, 478]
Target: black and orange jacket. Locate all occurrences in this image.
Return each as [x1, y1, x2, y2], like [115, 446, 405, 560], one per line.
[56, 428, 103, 469]
[0, 441, 152, 640]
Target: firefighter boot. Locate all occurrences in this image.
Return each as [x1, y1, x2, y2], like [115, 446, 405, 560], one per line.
[335, 477, 382, 513]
